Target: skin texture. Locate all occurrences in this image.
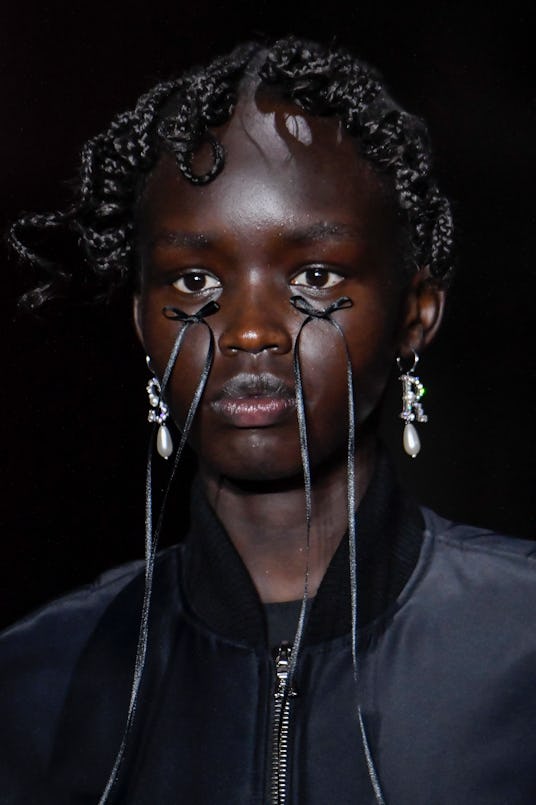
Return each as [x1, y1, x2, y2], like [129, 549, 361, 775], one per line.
[134, 87, 445, 602]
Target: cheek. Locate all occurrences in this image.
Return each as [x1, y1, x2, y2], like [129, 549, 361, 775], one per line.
[167, 330, 215, 423]
[139, 298, 214, 422]
[297, 309, 396, 427]
[296, 322, 347, 406]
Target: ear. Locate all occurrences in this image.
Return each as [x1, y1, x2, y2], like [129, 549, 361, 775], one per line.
[397, 267, 446, 359]
[132, 295, 145, 348]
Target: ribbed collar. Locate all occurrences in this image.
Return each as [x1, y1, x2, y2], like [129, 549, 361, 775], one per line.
[182, 451, 424, 648]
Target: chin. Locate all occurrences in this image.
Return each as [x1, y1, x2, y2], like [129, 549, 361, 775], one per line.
[209, 457, 306, 488]
[198, 441, 305, 489]
[219, 472, 308, 497]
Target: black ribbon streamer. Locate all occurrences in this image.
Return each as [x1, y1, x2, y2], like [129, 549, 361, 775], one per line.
[99, 300, 219, 804]
[286, 294, 385, 805]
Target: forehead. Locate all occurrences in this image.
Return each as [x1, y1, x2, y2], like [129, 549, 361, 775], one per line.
[139, 90, 397, 243]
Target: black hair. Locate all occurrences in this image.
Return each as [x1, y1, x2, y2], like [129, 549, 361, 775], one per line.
[10, 36, 454, 308]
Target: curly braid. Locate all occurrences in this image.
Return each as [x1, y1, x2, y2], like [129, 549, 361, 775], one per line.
[10, 36, 454, 308]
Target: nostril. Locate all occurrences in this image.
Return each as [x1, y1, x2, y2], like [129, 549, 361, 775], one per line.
[220, 339, 285, 356]
[218, 324, 292, 356]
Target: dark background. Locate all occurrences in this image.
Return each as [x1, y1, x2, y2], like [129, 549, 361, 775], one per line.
[1, 1, 534, 629]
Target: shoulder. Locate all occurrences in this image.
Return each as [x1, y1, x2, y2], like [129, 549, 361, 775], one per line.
[421, 506, 536, 564]
[0, 559, 145, 674]
[411, 507, 536, 623]
[0, 546, 183, 783]
[0, 544, 184, 647]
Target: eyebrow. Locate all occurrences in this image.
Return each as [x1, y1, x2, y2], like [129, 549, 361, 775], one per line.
[282, 222, 363, 244]
[150, 231, 214, 249]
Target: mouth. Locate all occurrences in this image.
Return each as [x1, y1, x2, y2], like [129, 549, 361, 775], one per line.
[210, 372, 296, 428]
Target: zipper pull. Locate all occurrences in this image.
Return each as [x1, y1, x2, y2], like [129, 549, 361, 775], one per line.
[274, 642, 297, 700]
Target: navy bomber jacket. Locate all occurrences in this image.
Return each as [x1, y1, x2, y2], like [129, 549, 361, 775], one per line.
[1, 458, 536, 804]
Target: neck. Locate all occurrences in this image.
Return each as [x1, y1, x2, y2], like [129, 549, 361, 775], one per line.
[200, 438, 377, 603]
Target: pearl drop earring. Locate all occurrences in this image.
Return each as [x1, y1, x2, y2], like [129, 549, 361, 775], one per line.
[397, 351, 428, 458]
[146, 356, 173, 459]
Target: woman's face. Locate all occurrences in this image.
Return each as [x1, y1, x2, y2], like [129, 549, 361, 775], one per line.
[135, 92, 420, 483]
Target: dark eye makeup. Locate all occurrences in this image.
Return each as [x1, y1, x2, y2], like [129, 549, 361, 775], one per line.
[172, 270, 222, 295]
[167, 264, 347, 298]
[290, 266, 345, 290]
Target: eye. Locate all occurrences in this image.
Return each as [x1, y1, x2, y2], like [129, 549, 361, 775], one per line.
[172, 270, 222, 295]
[290, 266, 344, 290]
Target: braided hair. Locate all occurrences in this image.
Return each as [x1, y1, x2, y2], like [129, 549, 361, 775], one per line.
[10, 36, 454, 308]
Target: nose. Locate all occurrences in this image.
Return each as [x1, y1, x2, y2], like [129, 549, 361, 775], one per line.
[218, 284, 293, 356]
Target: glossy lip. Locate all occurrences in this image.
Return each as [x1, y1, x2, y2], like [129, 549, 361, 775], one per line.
[210, 372, 296, 428]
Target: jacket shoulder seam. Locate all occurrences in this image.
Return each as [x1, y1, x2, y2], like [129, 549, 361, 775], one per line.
[435, 532, 536, 565]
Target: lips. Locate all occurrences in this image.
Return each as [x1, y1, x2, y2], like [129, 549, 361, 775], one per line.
[210, 372, 296, 428]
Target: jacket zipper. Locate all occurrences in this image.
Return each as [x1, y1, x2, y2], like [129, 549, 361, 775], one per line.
[271, 642, 296, 805]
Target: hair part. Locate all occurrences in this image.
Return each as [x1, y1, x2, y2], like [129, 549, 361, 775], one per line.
[10, 37, 454, 308]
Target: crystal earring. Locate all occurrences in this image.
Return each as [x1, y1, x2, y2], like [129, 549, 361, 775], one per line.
[146, 356, 173, 459]
[397, 350, 428, 458]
